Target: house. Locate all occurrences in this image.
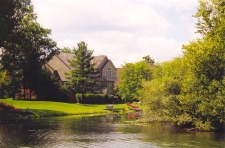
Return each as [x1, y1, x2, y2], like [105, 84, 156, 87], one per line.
[46, 52, 117, 95]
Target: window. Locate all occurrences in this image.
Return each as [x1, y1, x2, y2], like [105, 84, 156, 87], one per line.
[107, 68, 112, 77]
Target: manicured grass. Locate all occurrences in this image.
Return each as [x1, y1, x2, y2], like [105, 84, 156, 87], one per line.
[0, 98, 128, 117]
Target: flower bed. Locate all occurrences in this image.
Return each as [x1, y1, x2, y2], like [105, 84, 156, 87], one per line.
[0, 102, 18, 111]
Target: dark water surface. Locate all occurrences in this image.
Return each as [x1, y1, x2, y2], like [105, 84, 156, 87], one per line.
[0, 114, 224, 148]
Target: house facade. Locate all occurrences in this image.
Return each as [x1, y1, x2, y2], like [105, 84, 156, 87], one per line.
[46, 53, 117, 95]
[93, 55, 117, 94]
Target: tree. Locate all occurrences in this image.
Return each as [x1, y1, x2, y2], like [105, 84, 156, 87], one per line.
[139, 0, 225, 131]
[65, 41, 96, 102]
[0, 71, 11, 98]
[60, 47, 73, 53]
[181, 0, 225, 130]
[0, 0, 31, 48]
[181, 37, 225, 131]
[17, 8, 58, 99]
[35, 70, 67, 101]
[139, 58, 186, 122]
[117, 61, 153, 102]
[0, 2, 58, 99]
[194, 0, 225, 39]
[0, 0, 32, 98]
[142, 55, 155, 65]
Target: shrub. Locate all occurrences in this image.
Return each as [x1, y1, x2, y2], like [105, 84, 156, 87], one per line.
[75, 93, 115, 104]
[76, 93, 82, 103]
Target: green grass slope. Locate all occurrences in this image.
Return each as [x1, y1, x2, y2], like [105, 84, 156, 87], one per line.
[0, 99, 128, 117]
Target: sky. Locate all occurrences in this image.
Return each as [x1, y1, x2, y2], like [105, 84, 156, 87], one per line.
[32, 0, 200, 68]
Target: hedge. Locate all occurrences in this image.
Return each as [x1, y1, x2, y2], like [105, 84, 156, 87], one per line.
[75, 93, 116, 104]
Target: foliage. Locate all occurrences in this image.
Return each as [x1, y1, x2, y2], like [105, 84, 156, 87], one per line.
[140, 46, 225, 130]
[0, 0, 31, 48]
[76, 93, 82, 103]
[0, 71, 10, 97]
[142, 55, 155, 65]
[60, 47, 73, 53]
[0, 1, 58, 99]
[0, 0, 32, 97]
[75, 93, 117, 104]
[139, 58, 186, 122]
[34, 70, 68, 102]
[139, 0, 225, 131]
[75, 93, 103, 104]
[65, 41, 97, 100]
[117, 61, 153, 102]
[194, 0, 225, 40]
[181, 37, 225, 130]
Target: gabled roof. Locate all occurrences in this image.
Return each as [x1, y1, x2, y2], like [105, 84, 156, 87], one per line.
[57, 52, 74, 68]
[47, 52, 116, 81]
[92, 55, 108, 70]
[105, 59, 116, 70]
[46, 55, 71, 81]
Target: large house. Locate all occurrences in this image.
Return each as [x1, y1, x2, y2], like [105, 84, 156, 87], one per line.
[46, 52, 117, 95]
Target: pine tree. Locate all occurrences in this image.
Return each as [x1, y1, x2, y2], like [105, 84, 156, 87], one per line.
[66, 41, 97, 103]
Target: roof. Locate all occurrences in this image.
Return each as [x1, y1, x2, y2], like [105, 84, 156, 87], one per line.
[92, 55, 108, 70]
[47, 52, 116, 81]
[46, 55, 71, 81]
[57, 52, 74, 68]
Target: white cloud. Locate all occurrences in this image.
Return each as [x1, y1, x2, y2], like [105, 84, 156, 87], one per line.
[32, 0, 199, 67]
[139, 0, 198, 11]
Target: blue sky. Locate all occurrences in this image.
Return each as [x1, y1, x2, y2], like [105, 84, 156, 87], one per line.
[32, 0, 200, 67]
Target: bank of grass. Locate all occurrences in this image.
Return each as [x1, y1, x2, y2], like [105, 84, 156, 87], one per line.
[0, 98, 128, 117]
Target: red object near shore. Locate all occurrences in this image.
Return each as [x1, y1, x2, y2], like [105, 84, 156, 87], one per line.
[127, 103, 138, 108]
[0, 102, 18, 111]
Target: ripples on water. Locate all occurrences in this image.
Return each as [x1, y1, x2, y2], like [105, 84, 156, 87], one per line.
[0, 114, 224, 148]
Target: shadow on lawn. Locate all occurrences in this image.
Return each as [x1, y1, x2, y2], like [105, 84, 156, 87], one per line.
[30, 109, 69, 117]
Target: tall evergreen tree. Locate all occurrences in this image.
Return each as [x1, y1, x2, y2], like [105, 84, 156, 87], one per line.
[65, 41, 96, 102]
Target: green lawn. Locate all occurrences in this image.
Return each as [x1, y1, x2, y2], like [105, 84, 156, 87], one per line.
[0, 98, 128, 117]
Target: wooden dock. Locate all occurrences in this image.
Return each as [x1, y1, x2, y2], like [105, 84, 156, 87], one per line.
[104, 108, 125, 114]
[104, 105, 125, 114]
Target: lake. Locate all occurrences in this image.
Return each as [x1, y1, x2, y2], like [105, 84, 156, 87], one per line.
[0, 113, 224, 148]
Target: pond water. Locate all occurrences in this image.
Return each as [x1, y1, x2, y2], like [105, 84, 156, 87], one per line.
[0, 113, 224, 148]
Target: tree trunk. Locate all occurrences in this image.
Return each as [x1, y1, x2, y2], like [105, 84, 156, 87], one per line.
[23, 87, 26, 99]
[29, 89, 31, 100]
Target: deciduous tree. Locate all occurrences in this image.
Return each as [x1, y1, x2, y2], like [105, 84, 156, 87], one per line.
[0, 0, 31, 48]
[0, 1, 58, 99]
[117, 61, 153, 102]
[139, 0, 225, 131]
[142, 55, 155, 65]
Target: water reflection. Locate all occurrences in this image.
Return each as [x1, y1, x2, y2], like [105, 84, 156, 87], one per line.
[0, 114, 224, 148]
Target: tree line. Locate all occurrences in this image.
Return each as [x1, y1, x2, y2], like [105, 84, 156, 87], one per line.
[116, 0, 225, 131]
